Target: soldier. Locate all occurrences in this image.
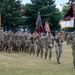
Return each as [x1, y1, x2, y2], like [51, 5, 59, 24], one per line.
[36, 33, 45, 58]
[20, 32, 26, 52]
[70, 31, 75, 68]
[14, 31, 21, 52]
[19, 32, 24, 52]
[45, 32, 54, 59]
[29, 33, 36, 55]
[25, 30, 31, 53]
[7, 30, 13, 53]
[3, 30, 9, 51]
[0, 27, 4, 51]
[55, 32, 64, 64]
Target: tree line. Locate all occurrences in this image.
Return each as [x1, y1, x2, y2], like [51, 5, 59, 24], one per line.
[0, 0, 74, 31]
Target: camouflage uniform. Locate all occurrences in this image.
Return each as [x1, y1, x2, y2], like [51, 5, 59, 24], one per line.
[21, 32, 26, 52]
[36, 33, 45, 58]
[55, 32, 63, 64]
[0, 28, 4, 51]
[7, 30, 13, 53]
[14, 31, 21, 52]
[45, 32, 54, 59]
[19, 32, 25, 52]
[66, 33, 72, 45]
[3, 31, 9, 51]
[29, 33, 36, 55]
[70, 31, 75, 68]
[25, 31, 31, 53]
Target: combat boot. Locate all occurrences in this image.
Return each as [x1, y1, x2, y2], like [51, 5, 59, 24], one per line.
[57, 58, 60, 64]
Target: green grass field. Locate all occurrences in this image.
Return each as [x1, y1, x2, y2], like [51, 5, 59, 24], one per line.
[0, 42, 75, 75]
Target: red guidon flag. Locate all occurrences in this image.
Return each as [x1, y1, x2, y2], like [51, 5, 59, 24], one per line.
[59, 3, 74, 29]
[36, 12, 44, 33]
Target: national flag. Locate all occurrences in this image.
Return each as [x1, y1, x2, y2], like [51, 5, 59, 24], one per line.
[44, 22, 50, 32]
[59, 3, 74, 29]
[36, 12, 44, 33]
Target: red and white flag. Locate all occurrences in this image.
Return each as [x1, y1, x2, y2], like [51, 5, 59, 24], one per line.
[59, 3, 74, 29]
[36, 12, 44, 33]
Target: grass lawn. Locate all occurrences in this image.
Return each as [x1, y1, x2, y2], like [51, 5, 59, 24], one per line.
[0, 42, 75, 75]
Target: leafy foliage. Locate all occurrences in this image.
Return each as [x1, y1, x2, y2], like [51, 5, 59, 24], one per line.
[0, 0, 62, 31]
[0, 0, 23, 27]
[61, 5, 69, 17]
[24, 0, 62, 30]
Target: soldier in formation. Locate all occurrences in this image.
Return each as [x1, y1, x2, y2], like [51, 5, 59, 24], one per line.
[45, 32, 54, 59]
[36, 33, 45, 58]
[0, 28, 60, 61]
[1, 27, 75, 68]
[0, 28, 71, 65]
[0, 27, 4, 51]
[68, 31, 75, 68]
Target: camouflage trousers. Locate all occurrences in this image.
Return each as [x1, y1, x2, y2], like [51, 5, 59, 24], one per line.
[45, 43, 53, 59]
[29, 42, 35, 55]
[20, 41, 25, 52]
[3, 41, 9, 51]
[72, 46, 75, 68]
[13, 41, 21, 52]
[55, 46, 62, 63]
[45, 47, 53, 59]
[0, 41, 4, 51]
[66, 39, 71, 45]
[37, 44, 44, 58]
[8, 41, 14, 53]
[25, 42, 30, 53]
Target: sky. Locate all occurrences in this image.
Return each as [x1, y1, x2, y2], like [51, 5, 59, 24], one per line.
[21, 0, 69, 11]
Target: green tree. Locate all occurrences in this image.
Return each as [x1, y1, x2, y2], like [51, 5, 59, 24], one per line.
[0, 0, 23, 27]
[24, 0, 62, 30]
[68, 0, 75, 3]
[61, 4, 69, 17]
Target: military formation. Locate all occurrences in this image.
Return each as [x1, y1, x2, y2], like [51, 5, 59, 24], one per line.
[0, 27, 64, 63]
[1, 27, 75, 68]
